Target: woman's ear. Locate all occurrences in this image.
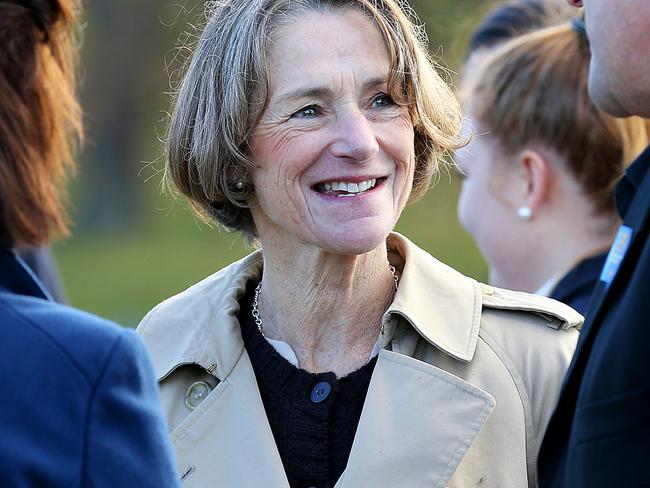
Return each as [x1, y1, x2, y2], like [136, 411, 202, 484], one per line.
[516, 148, 552, 216]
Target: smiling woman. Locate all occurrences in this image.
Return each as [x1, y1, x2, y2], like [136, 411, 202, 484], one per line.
[249, 9, 416, 256]
[138, 1, 582, 487]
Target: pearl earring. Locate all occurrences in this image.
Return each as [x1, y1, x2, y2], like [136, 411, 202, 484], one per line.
[235, 181, 244, 190]
[517, 206, 533, 220]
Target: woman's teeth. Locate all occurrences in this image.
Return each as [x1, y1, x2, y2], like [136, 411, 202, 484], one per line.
[319, 178, 377, 196]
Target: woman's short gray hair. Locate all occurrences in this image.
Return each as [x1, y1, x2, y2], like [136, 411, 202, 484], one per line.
[166, 0, 464, 241]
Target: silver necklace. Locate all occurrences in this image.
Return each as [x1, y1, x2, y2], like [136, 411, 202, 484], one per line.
[251, 263, 399, 348]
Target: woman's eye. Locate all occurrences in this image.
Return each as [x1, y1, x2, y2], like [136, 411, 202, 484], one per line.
[371, 93, 395, 108]
[292, 105, 320, 118]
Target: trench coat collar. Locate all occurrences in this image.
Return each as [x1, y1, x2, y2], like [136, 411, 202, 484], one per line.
[148, 232, 482, 383]
[386, 232, 481, 361]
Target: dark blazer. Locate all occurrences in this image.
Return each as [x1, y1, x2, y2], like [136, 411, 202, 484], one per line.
[539, 146, 650, 487]
[0, 249, 179, 487]
[17, 245, 67, 303]
[550, 252, 607, 317]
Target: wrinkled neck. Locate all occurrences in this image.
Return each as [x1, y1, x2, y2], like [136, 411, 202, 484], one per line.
[255, 241, 395, 376]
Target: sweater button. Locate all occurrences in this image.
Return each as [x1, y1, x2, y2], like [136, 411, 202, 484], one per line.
[310, 381, 331, 403]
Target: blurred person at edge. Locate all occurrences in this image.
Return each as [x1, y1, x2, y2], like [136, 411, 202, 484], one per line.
[18, 245, 67, 302]
[457, 9, 649, 315]
[137, 0, 580, 486]
[538, 0, 650, 486]
[0, 1, 179, 486]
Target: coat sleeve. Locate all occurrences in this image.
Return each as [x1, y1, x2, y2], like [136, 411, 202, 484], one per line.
[83, 328, 180, 487]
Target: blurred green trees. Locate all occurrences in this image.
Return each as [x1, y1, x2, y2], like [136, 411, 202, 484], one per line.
[55, 0, 492, 325]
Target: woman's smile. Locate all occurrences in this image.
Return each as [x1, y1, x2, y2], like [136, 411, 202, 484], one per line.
[313, 177, 383, 197]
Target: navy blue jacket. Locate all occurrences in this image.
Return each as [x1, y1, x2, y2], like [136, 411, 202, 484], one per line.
[0, 249, 179, 487]
[550, 252, 607, 317]
[539, 146, 650, 487]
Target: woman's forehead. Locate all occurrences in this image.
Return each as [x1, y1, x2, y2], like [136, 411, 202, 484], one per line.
[266, 9, 391, 97]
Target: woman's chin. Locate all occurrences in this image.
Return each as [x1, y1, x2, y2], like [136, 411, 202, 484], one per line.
[312, 224, 393, 256]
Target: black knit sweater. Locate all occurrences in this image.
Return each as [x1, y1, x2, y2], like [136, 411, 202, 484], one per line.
[238, 281, 377, 488]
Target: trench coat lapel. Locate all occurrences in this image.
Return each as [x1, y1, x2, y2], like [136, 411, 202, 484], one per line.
[170, 352, 290, 488]
[172, 347, 495, 488]
[338, 350, 495, 488]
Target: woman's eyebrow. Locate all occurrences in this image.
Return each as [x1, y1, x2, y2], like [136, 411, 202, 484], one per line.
[273, 76, 389, 105]
[362, 76, 388, 91]
[275, 87, 333, 105]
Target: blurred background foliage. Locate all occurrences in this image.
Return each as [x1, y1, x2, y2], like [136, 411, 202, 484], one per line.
[54, 0, 497, 326]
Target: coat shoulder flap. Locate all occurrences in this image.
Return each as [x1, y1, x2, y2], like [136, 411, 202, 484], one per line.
[479, 283, 583, 332]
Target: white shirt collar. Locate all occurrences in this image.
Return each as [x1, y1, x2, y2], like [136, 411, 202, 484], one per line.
[264, 336, 381, 368]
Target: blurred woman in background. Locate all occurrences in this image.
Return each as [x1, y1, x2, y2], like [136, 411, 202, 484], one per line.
[0, 1, 178, 485]
[457, 13, 649, 314]
[465, 0, 574, 58]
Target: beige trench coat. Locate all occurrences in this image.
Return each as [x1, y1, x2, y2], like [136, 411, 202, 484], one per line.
[138, 233, 581, 488]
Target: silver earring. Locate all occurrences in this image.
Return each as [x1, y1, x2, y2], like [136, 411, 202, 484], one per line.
[517, 206, 533, 220]
[235, 181, 245, 190]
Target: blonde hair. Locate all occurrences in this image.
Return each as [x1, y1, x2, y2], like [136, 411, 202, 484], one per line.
[166, 0, 464, 240]
[463, 23, 649, 215]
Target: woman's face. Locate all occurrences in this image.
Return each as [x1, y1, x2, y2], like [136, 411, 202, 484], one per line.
[456, 119, 521, 275]
[249, 9, 415, 255]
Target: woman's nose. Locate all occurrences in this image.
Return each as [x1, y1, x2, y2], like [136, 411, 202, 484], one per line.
[330, 110, 379, 163]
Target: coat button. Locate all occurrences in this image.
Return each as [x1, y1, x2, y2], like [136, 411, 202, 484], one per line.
[310, 381, 331, 403]
[481, 283, 495, 295]
[185, 381, 212, 410]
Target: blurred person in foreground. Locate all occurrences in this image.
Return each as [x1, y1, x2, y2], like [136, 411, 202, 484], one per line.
[457, 9, 649, 315]
[18, 245, 67, 302]
[0, 1, 178, 486]
[138, 0, 581, 486]
[538, 0, 650, 486]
